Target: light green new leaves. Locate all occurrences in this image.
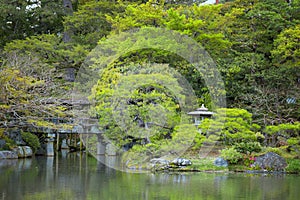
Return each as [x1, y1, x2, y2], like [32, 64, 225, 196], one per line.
[272, 24, 300, 69]
[199, 108, 260, 145]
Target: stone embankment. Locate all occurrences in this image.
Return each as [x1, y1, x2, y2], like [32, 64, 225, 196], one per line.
[0, 146, 33, 159]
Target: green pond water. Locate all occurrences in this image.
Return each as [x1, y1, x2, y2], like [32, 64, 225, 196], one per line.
[1, 152, 300, 200]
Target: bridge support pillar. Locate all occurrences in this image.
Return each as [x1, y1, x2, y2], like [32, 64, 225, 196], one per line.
[61, 139, 69, 149]
[104, 155, 117, 169]
[106, 143, 117, 156]
[45, 139, 54, 156]
[97, 141, 106, 155]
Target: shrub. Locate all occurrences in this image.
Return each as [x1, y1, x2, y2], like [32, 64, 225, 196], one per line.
[287, 138, 299, 146]
[234, 142, 262, 154]
[263, 147, 283, 156]
[220, 147, 243, 164]
[172, 124, 198, 145]
[2, 137, 15, 150]
[192, 133, 206, 150]
[243, 155, 257, 168]
[199, 108, 260, 145]
[286, 159, 300, 173]
[21, 132, 40, 153]
[0, 129, 16, 150]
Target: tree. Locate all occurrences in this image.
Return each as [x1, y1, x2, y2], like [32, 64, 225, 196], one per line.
[218, 0, 299, 124]
[198, 108, 262, 145]
[90, 63, 187, 147]
[272, 24, 300, 69]
[99, 2, 231, 105]
[63, 0, 126, 48]
[1, 34, 88, 133]
[0, 67, 69, 130]
[3, 34, 89, 82]
[0, 0, 67, 48]
[264, 122, 300, 147]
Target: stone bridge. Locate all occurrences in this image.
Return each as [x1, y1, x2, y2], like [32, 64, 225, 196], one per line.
[44, 117, 116, 157]
[43, 98, 115, 157]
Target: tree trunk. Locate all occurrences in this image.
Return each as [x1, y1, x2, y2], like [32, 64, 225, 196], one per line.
[63, 0, 73, 14]
[63, 0, 73, 43]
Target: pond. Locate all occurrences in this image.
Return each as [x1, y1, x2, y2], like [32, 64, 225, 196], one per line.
[1, 152, 300, 200]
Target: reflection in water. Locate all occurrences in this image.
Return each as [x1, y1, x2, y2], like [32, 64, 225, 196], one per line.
[0, 154, 300, 200]
[96, 155, 119, 171]
[45, 156, 53, 186]
[0, 159, 18, 168]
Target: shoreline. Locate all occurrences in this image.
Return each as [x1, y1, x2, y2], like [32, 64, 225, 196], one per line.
[1, 150, 300, 175]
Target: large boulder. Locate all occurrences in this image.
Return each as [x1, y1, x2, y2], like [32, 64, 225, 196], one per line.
[254, 152, 287, 171]
[148, 158, 192, 171]
[14, 146, 33, 158]
[171, 158, 192, 166]
[214, 157, 228, 167]
[23, 146, 33, 157]
[15, 146, 24, 158]
[0, 151, 18, 159]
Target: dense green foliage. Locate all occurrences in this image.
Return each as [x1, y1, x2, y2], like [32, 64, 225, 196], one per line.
[233, 142, 262, 154]
[21, 132, 41, 153]
[0, 0, 68, 47]
[220, 147, 243, 164]
[0, 128, 16, 150]
[198, 108, 262, 145]
[286, 159, 300, 173]
[89, 63, 184, 147]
